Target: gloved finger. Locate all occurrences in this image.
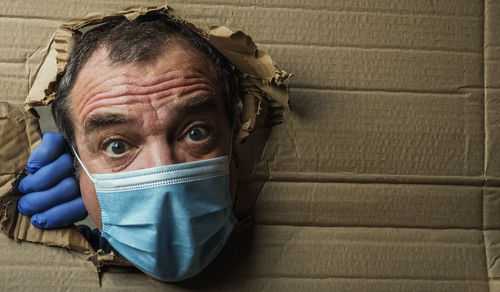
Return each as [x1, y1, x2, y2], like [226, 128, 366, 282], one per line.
[25, 132, 66, 173]
[31, 197, 88, 229]
[17, 176, 79, 216]
[18, 153, 73, 194]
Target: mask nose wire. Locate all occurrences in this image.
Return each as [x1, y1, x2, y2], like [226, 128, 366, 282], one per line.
[71, 146, 97, 184]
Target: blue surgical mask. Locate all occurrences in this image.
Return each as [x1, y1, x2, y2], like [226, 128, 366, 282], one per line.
[73, 151, 237, 282]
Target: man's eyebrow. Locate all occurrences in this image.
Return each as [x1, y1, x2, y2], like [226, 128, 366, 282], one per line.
[84, 113, 134, 136]
[173, 94, 220, 114]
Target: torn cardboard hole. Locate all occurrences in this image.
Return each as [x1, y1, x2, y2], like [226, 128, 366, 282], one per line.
[24, 5, 291, 143]
[0, 4, 290, 272]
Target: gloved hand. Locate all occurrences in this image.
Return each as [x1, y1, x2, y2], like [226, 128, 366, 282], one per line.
[17, 132, 87, 229]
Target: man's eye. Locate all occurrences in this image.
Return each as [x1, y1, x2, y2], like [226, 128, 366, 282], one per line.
[105, 140, 129, 156]
[186, 126, 209, 142]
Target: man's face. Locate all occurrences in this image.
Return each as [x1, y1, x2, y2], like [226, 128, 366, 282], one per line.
[70, 39, 234, 229]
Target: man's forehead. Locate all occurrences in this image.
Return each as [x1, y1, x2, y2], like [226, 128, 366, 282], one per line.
[70, 40, 220, 123]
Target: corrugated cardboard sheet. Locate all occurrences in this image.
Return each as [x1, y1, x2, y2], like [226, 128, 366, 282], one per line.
[0, 0, 499, 291]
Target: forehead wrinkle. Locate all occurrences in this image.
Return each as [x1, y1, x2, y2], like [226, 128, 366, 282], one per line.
[76, 74, 128, 114]
[77, 82, 214, 120]
[82, 68, 208, 98]
[79, 72, 133, 99]
[72, 42, 220, 127]
[76, 70, 215, 120]
[79, 82, 214, 122]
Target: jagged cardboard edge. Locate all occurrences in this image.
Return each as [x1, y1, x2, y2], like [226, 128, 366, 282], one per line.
[3, 4, 291, 265]
[0, 105, 94, 254]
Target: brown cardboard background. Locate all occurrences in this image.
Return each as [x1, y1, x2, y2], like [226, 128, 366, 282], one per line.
[0, 0, 499, 290]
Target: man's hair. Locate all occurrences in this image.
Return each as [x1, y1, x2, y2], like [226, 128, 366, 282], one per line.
[52, 13, 239, 146]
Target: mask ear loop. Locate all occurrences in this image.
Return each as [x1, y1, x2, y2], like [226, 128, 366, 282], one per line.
[71, 146, 97, 184]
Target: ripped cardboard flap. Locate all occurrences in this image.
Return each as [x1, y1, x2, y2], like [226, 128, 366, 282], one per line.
[0, 103, 93, 253]
[2, 4, 290, 256]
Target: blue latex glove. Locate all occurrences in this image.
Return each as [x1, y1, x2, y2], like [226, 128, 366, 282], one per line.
[17, 132, 88, 229]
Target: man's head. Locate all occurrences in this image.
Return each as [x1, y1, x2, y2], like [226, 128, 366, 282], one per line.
[51, 14, 239, 229]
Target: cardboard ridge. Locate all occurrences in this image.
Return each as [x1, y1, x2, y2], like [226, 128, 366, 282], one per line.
[0, 3, 292, 280]
[1, 0, 500, 290]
